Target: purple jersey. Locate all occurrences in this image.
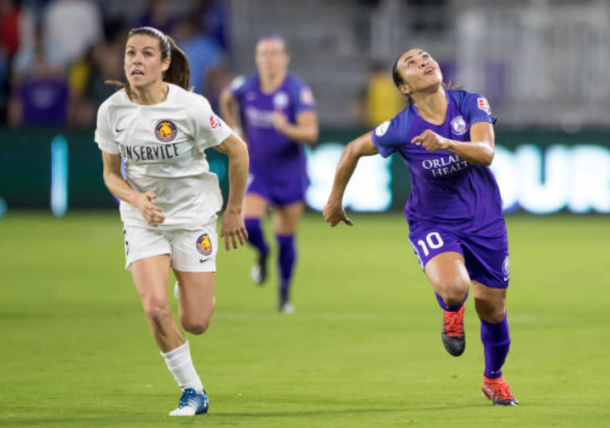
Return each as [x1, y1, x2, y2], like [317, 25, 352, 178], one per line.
[371, 89, 502, 231]
[230, 73, 315, 182]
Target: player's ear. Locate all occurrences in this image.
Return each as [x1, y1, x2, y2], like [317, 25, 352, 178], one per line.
[398, 83, 411, 96]
[161, 57, 171, 73]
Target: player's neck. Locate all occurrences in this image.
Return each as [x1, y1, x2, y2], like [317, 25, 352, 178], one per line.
[412, 88, 447, 125]
[129, 82, 169, 105]
[260, 72, 286, 94]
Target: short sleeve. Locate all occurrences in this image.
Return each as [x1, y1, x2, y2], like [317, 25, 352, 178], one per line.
[291, 79, 316, 115]
[195, 97, 232, 150]
[462, 93, 497, 126]
[94, 103, 120, 155]
[229, 75, 248, 100]
[371, 116, 405, 158]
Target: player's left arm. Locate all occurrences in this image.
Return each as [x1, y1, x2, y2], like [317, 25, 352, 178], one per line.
[213, 133, 250, 251]
[411, 122, 495, 166]
[271, 110, 319, 144]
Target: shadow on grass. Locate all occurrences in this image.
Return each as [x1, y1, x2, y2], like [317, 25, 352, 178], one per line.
[2, 404, 485, 426]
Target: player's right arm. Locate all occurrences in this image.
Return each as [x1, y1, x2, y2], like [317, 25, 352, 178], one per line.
[101, 152, 165, 227]
[323, 132, 379, 227]
[219, 77, 245, 139]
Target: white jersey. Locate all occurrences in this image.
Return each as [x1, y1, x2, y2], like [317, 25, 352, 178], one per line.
[95, 83, 232, 229]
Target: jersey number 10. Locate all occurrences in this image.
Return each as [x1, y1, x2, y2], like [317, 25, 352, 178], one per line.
[417, 232, 444, 257]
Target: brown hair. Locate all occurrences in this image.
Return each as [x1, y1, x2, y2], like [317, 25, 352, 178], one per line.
[107, 26, 191, 91]
[391, 53, 462, 104]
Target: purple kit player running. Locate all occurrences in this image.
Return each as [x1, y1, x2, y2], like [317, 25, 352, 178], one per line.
[323, 48, 517, 406]
[220, 36, 318, 313]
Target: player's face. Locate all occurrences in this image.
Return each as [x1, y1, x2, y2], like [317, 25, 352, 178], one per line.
[124, 34, 170, 89]
[255, 39, 289, 79]
[395, 49, 443, 96]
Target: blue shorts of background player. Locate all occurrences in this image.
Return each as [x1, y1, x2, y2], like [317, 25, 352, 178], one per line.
[246, 173, 308, 207]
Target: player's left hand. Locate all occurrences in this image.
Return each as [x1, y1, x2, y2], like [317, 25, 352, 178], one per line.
[271, 111, 289, 133]
[411, 130, 450, 152]
[220, 210, 248, 251]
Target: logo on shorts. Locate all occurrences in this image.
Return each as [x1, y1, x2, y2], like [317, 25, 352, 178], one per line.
[502, 255, 510, 280]
[155, 120, 177, 143]
[196, 233, 213, 256]
[450, 116, 469, 135]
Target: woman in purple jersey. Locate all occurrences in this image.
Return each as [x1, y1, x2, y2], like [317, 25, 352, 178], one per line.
[323, 48, 517, 406]
[220, 36, 318, 313]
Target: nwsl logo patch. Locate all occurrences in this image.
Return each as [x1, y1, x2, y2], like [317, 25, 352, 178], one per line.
[477, 97, 491, 115]
[196, 233, 213, 256]
[210, 115, 220, 129]
[450, 116, 469, 135]
[155, 120, 177, 142]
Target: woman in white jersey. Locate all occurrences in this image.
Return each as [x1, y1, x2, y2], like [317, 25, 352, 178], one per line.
[95, 27, 249, 417]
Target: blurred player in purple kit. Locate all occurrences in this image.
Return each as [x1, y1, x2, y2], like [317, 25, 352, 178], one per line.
[220, 36, 318, 313]
[324, 48, 517, 406]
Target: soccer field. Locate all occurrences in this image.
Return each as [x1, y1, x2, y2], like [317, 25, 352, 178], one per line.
[0, 212, 608, 427]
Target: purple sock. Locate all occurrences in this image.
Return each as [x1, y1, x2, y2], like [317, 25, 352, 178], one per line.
[245, 218, 269, 256]
[435, 291, 469, 312]
[481, 313, 511, 379]
[277, 234, 296, 300]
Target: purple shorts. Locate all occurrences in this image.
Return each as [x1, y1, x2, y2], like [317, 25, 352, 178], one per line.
[246, 172, 307, 207]
[408, 219, 510, 289]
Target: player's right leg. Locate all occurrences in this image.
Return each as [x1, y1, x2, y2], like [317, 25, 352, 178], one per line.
[131, 255, 208, 416]
[409, 226, 470, 356]
[424, 252, 471, 356]
[244, 193, 270, 285]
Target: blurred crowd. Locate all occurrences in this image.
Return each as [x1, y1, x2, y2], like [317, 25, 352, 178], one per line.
[0, 0, 231, 128]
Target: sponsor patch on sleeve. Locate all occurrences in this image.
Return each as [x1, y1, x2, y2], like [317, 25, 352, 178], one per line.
[375, 120, 390, 137]
[477, 97, 491, 115]
[300, 87, 314, 105]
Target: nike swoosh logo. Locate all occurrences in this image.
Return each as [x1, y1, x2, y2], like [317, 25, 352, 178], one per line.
[200, 259, 209, 263]
[503, 276, 510, 281]
[116, 128, 126, 133]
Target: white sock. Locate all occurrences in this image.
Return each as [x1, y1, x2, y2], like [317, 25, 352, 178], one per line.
[161, 341, 204, 393]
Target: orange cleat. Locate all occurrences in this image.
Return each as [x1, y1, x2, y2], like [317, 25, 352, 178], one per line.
[482, 375, 518, 406]
[441, 305, 465, 356]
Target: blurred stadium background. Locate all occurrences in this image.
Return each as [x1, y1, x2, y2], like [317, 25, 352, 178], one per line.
[1, 0, 609, 427]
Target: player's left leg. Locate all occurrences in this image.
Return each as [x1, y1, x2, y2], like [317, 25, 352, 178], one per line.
[472, 280, 517, 406]
[165, 270, 216, 416]
[272, 201, 304, 314]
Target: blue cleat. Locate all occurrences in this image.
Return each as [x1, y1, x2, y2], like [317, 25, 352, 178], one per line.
[168, 388, 209, 416]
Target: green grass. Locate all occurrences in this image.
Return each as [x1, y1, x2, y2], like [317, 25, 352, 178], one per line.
[1, 212, 609, 427]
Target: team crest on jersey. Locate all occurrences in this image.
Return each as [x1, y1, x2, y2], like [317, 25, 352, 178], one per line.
[450, 116, 469, 135]
[477, 97, 491, 115]
[502, 255, 510, 278]
[273, 92, 289, 109]
[196, 233, 213, 256]
[155, 120, 177, 143]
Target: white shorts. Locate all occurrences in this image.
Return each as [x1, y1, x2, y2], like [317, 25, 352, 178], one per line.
[123, 223, 218, 272]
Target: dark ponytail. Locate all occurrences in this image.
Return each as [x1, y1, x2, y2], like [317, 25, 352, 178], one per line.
[163, 36, 190, 90]
[107, 26, 191, 91]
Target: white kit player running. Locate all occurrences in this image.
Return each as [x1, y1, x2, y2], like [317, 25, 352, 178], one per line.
[95, 27, 249, 416]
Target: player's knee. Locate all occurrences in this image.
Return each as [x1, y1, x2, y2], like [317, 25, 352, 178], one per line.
[182, 318, 210, 335]
[436, 281, 469, 306]
[475, 298, 505, 323]
[143, 299, 171, 326]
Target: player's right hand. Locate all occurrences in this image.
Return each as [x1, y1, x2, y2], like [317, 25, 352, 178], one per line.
[323, 201, 353, 227]
[134, 191, 165, 227]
